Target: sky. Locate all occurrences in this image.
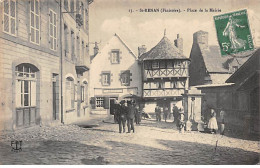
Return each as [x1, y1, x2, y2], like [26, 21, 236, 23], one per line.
[89, 0, 260, 57]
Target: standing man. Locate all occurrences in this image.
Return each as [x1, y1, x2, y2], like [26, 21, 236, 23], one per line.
[172, 104, 179, 123]
[118, 100, 127, 133]
[163, 106, 169, 122]
[155, 105, 161, 122]
[127, 101, 135, 133]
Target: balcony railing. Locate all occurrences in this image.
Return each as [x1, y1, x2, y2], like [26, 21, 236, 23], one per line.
[144, 68, 188, 79]
[143, 88, 185, 98]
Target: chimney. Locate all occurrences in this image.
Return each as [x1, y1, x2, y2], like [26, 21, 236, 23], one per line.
[193, 31, 208, 49]
[93, 42, 99, 56]
[174, 34, 183, 54]
[138, 45, 147, 57]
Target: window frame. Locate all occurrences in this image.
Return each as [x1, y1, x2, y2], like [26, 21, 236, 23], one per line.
[101, 72, 111, 86]
[96, 97, 104, 108]
[65, 77, 75, 110]
[15, 64, 37, 108]
[152, 61, 159, 69]
[120, 71, 130, 86]
[3, 0, 16, 36]
[49, 9, 57, 51]
[111, 50, 120, 64]
[30, 0, 40, 45]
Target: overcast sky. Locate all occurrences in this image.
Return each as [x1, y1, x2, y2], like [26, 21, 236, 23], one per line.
[89, 0, 260, 57]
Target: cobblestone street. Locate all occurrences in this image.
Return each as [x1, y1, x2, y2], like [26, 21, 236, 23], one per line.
[0, 119, 259, 165]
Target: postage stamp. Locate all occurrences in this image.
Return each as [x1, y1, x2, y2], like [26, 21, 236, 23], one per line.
[214, 9, 254, 56]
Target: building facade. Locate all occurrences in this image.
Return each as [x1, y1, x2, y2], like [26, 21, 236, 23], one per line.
[189, 30, 249, 86]
[0, 0, 92, 131]
[89, 34, 141, 115]
[138, 34, 190, 113]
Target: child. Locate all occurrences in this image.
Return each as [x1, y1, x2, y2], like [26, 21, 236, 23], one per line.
[208, 109, 218, 134]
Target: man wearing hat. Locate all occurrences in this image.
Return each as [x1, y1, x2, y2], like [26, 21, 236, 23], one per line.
[118, 100, 127, 133]
[126, 101, 136, 133]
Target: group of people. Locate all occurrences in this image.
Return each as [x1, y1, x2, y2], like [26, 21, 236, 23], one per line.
[154, 104, 224, 134]
[154, 104, 181, 123]
[113, 100, 141, 133]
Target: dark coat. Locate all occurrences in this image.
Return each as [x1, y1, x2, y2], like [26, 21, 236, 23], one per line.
[119, 105, 127, 120]
[127, 105, 135, 119]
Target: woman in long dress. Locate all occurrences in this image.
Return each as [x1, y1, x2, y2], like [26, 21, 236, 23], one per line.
[208, 109, 218, 133]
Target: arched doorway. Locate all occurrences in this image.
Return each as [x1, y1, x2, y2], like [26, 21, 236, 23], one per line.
[15, 63, 39, 127]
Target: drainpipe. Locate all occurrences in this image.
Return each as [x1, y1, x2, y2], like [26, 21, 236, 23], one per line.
[60, 0, 64, 124]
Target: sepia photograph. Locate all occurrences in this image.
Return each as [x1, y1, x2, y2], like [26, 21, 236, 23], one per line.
[0, 0, 259, 165]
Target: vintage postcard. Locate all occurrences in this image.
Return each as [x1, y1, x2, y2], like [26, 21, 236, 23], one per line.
[0, 0, 259, 165]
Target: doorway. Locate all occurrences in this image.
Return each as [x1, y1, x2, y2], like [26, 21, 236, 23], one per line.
[52, 74, 59, 120]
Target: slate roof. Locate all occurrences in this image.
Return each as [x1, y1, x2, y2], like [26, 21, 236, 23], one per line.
[139, 36, 188, 61]
[200, 45, 250, 73]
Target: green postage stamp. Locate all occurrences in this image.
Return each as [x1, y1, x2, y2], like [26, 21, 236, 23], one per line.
[214, 9, 254, 56]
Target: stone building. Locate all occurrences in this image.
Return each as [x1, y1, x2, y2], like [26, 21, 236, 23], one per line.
[0, 0, 93, 131]
[189, 30, 249, 86]
[138, 33, 190, 114]
[89, 34, 141, 115]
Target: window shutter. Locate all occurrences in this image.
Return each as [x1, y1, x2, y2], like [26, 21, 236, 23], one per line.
[31, 81, 36, 106]
[16, 80, 21, 107]
[90, 97, 95, 109]
[108, 74, 111, 85]
[104, 97, 109, 109]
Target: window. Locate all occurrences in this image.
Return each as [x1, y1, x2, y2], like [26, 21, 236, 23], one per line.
[232, 66, 238, 72]
[49, 10, 57, 50]
[157, 82, 165, 89]
[101, 73, 110, 86]
[71, 30, 75, 61]
[3, 0, 16, 36]
[80, 2, 84, 28]
[171, 81, 178, 88]
[15, 64, 37, 108]
[120, 71, 130, 86]
[76, 36, 80, 61]
[81, 86, 84, 102]
[85, 9, 88, 31]
[30, 0, 40, 44]
[111, 50, 119, 64]
[66, 77, 75, 110]
[64, 24, 69, 55]
[70, 0, 74, 13]
[96, 97, 104, 108]
[64, 0, 68, 11]
[81, 41, 84, 64]
[152, 61, 159, 69]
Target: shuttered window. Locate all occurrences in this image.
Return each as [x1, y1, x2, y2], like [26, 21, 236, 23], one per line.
[64, 0, 68, 11]
[81, 41, 84, 64]
[120, 71, 130, 86]
[30, 0, 40, 44]
[3, 0, 16, 36]
[64, 24, 69, 55]
[66, 77, 75, 110]
[70, 0, 74, 13]
[49, 9, 57, 50]
[96, 97, 104, 108]
[71, 30, 75, 61]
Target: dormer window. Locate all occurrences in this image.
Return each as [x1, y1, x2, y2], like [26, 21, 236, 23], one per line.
[232, 66, 238, 72]
[111, 50, 120, 64]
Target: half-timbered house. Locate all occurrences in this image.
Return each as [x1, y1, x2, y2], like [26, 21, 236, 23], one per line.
[138, 33, 190, 113]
